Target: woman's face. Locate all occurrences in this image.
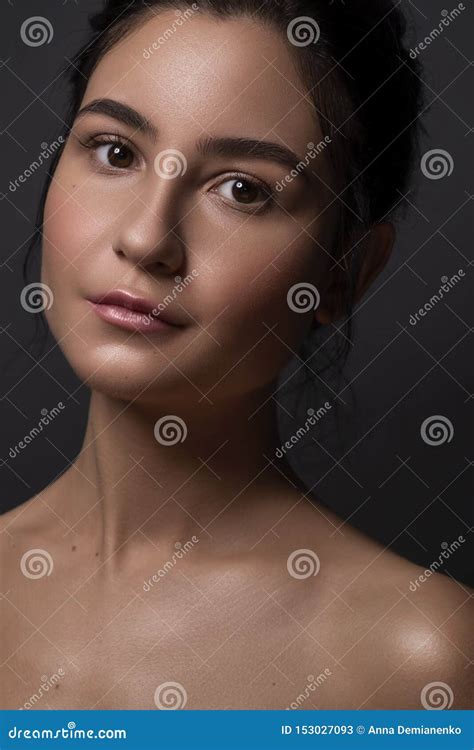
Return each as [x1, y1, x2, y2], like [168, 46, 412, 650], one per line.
[42, 9, 335, 404]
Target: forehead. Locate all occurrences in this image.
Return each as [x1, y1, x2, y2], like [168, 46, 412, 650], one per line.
[83, 9, 322, 151]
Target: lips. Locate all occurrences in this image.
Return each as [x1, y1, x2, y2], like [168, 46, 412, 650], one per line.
[86, 289, 183, 333]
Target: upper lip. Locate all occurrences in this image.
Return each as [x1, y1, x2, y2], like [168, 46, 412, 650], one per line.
[87, 289, 184, 326]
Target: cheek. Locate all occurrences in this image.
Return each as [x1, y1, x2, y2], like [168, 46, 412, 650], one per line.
[182, 227, 325, 393]
[40, 178, 89, 341]
[41, 159, 98, 278]
[40, 164, 125, 383]
[211, 216, 326, 335]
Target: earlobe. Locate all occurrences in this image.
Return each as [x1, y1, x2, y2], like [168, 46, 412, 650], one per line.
[314, 222, 396, 325]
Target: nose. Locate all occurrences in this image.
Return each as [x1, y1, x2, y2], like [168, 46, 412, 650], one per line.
[112, 181, 185, 275]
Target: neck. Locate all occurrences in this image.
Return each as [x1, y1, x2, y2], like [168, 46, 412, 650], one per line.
[66, 385, 301, 561]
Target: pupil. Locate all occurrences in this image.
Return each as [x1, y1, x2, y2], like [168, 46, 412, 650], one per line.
[232, 179, 259, 204]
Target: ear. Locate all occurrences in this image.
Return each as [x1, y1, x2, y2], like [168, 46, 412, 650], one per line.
[315, 222, 395, 325]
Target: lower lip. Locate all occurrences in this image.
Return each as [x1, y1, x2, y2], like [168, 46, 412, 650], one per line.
[88, 301, 178, 333]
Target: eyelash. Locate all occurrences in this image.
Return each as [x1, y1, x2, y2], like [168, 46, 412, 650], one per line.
[77, 132, 275, 216]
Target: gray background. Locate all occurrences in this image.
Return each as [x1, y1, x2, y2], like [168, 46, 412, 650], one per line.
[1, 1, 472, 585]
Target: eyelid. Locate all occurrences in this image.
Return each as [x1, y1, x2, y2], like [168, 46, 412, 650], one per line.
[213, 171, 272, 194]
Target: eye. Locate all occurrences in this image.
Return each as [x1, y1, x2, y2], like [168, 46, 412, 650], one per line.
[77, 133, 139, 171]
[214, 176, 272, 211]
[95, 140, 135, 169]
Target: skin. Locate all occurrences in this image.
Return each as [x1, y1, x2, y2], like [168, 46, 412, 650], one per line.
[1, 10, 472, 710]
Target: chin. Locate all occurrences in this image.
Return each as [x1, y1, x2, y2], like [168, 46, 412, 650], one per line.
[58, 344, 183, 403]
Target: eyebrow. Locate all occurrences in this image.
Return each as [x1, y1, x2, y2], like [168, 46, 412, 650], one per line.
[75, 98, 308, 175]
[76, 98, 159, 141]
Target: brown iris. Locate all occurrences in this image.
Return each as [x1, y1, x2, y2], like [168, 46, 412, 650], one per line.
[232, 179, 261, 204]
[107, 144, 134, 168]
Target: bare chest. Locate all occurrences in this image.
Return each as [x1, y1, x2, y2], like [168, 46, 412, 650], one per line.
[1, 571, 357, 710]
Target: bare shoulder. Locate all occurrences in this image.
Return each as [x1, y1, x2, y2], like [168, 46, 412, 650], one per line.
[0, 476, 68, 580]
[0, 492, 55, 670]
[0, 462, 77, 538]
[0, 492, 48, 585]
[359, 543, 473, 709]
[0, 488, 54, 542]
[267, 491, 473, 708]
[1, 492, 44, 531]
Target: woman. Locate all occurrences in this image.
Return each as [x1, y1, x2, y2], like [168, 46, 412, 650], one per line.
[1, 0, 471, 710]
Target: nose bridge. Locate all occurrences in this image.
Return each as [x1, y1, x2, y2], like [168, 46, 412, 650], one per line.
[113, 176, 184, 270]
